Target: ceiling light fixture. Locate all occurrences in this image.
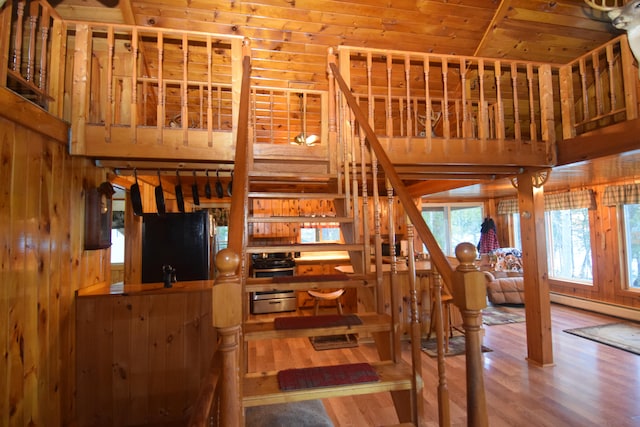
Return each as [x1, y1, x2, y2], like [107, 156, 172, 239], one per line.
[291, 93, 320, 146]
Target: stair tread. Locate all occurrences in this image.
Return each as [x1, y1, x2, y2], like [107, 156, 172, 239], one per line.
[249, 191, 346, 199]
[246, 243, 364, 253]
[245, 274, 375, 292]
[244, 313, 392, 340]
[242, 360, 413, 407]
[248, 216, 353, 223]
[249, 171, 336, 182]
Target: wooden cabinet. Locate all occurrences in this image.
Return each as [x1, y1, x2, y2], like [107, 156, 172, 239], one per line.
[76, 282, 216, 426]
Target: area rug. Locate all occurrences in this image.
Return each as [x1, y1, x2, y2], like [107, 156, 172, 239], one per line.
[421, 335, 492, 357]
[482, 305, 526, 325]
[277, 362, 379, 390]
[564, 322, 640, 355]
[310, 333, 358, 351]
[245, 400, 334, 427]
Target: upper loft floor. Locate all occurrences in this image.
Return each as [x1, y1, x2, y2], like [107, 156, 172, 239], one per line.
[2, 0, 640, 196]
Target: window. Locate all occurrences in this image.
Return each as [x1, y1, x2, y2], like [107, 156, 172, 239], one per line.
[545, 208, 593, 282]
[509, 213, 522, 251]
[620, 204, 640, 289]
[300, 226, 341, 243]
[421, 203, 484, 256]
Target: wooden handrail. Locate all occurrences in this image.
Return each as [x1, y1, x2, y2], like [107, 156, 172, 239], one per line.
[188, 350, 223, 427]
[227, 39, 252, 259]
[328, 59, 455, 288]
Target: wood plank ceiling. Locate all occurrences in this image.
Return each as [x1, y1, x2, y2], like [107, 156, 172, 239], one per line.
[53, 0, 637, 199]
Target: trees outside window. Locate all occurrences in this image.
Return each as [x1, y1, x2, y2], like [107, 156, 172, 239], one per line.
[421, 203, 484, 257]
[545, 208, 593, 282]
[621, 204, 640, 289]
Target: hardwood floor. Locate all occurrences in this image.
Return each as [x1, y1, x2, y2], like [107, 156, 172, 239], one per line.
[246, 303, 640, 427]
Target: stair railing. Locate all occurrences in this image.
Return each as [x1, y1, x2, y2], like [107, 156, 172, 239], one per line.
[329, 47, 489, 427]
[327, 49, 454, 289]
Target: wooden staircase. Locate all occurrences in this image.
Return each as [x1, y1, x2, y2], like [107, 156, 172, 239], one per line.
[239, 168, 419, 425]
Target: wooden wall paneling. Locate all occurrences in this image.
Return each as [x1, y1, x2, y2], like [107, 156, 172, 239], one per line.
[112, 296, 133, 426]
[47, 127, 65, 423]
[8, 122, 28, 427]
[37, 133, 53, 424]
[59, 136, 75, 423]
[0, 119, 14, 426]
[75, 296, 96, 425]
[128, 296, 151, 426]
[147, 294, 169, 424]
[165, 292, 187, 420]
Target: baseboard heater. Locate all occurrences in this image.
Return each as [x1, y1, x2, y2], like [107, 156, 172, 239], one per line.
[550, 292, 640, 322]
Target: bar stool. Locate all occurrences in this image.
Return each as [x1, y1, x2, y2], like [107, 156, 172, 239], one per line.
[426, 290, 455, 352]
[307, 289, 345, 315]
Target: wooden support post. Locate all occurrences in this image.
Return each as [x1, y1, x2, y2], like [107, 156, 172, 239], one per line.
[212, 249, 242, 427]
[70, 24, 91, 155]
[537, 64, 556, 164]
[452, 243, 488, 427]
[516, 172, 554, 367]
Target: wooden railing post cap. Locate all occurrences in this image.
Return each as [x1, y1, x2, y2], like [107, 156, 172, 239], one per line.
[215, 248, 240, 278]
[212, 248, 242, 327]
[452, 243, 487, 311]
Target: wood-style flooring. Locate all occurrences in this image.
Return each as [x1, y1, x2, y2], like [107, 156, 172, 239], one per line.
[246, 303, 640, 427]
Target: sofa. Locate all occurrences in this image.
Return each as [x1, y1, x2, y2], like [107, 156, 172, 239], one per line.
[483, 271, 525, 305]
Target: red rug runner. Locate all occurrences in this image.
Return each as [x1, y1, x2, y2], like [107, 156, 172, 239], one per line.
[277, 362, 379, 390]
[274, 314, 362, 330]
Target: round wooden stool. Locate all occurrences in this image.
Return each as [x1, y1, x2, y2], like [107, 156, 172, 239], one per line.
[307, 289, 345, 315]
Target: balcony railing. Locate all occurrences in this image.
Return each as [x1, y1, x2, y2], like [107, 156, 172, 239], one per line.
[2, 2, 638, 164]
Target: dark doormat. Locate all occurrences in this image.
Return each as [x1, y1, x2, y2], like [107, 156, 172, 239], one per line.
[310, 333, 358, 351]
[564, 322, 640, 355]
[277, 362, 378, 390]
[421, 335, 492, 357]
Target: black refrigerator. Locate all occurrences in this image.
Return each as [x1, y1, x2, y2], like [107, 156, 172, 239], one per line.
[141, 211, 210, 283]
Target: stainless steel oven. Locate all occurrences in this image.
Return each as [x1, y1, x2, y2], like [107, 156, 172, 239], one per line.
[250, 254, 297, 314]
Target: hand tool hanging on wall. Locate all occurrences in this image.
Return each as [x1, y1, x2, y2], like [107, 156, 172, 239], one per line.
[155, 170, 166, 215]
[130, 168, 143, 216]
[204, 169, 212, 199]
[227, 170, 233, 196]
[175, 170, 185, 213]
[215, 169, 224, 198]
[191, 171, 200, 206]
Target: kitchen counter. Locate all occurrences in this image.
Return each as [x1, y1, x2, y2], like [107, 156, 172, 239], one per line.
[294, 251, 351, 263]
[76, 279, 214, 297]
[335, 260, 432, 274]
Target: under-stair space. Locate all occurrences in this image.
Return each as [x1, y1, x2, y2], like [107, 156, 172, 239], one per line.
[240, 164, 419, 424]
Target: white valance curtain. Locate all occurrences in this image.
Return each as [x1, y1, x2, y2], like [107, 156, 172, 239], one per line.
[497, 189, 596, 214]
[603, 183, 640, 206]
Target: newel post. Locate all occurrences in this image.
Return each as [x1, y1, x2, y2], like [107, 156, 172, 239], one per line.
[452, 243, 488, 427]
[212, 248, 242, 426]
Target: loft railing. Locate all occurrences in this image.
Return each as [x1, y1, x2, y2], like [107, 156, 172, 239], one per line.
[66, 22, 245, 158]
[1, 0, 65, 113]
[334, 45, 558, 156]
[557, 34, 639, 139]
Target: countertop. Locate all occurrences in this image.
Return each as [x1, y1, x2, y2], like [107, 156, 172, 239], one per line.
[335, 260, 432, 274]
[76, 280, 214, 297]
[294, 251, 351, 263]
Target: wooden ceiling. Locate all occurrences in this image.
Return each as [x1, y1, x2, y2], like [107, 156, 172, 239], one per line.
[53, 0, 639, 200]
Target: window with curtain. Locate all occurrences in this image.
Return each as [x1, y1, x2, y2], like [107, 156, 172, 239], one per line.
[498, 190, 595, 282]
[603, 184, 640, 291]
[421, 203, 484, 257]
